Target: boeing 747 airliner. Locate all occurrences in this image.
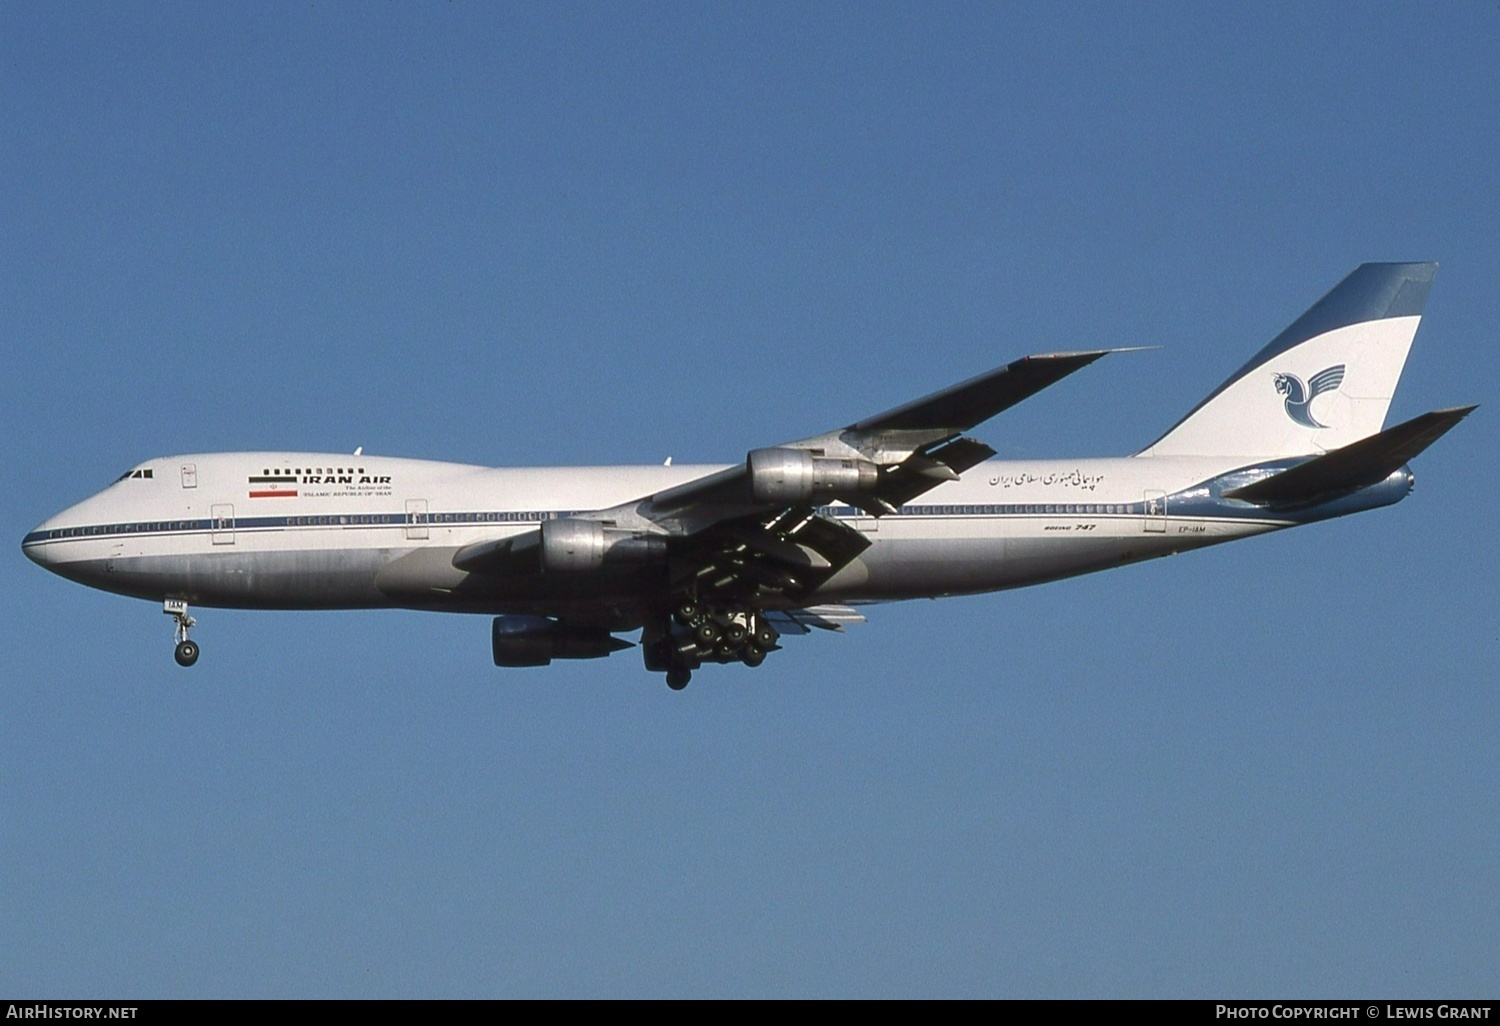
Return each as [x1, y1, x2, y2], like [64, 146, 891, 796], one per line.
[23, 263, 1473, 688]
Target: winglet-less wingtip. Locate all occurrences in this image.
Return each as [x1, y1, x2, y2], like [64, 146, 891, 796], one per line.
[848, 346, 1146, 435]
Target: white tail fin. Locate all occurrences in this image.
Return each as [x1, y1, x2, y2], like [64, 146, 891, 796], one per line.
[1138, 263, 1436, 459]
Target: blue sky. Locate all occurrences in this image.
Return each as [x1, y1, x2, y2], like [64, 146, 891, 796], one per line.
[3, 2, 1497, 998]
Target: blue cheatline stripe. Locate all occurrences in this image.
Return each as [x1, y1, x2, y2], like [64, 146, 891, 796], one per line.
[1256, 262, 1435, 365]
[22, 509, 570, 546]
[22, 496, 1301, 550]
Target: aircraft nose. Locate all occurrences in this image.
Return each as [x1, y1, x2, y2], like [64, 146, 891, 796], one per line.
[22, 523, 54, 568]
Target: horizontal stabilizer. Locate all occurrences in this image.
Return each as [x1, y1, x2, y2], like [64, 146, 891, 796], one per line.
[850, 349, 1123, 434]
[1223, 405, 1475, 507]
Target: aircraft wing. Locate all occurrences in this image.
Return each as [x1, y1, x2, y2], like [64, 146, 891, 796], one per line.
[641, 350, 1113, 512]
[455, 350, 1117, 606]
[847, 349, 1117, 433]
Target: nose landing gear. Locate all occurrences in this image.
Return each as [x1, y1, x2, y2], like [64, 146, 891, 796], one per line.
[164, 598, 199, 667]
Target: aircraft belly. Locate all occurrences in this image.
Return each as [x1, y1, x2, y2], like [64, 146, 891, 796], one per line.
[59, 550, 392, 609]
[989, 534, 1173, 588]
[859, 535, 1012, 597]
[372, 544, 663, 621]
[823, 515, 1274, 600]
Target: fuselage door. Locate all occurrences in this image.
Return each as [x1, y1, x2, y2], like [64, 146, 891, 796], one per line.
[181, 463, 198, 489]
[1143, 490, 1167, 533]
[406, 499, 429, 540]
[211, 503, 235, 545]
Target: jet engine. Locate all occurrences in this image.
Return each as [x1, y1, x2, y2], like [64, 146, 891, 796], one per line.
[491, 614, 633, 666]
[539, 518, 668, 572]
[746, 448, 878, 504]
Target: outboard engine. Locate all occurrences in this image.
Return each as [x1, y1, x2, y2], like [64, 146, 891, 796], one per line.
[491, 614, 633, 666]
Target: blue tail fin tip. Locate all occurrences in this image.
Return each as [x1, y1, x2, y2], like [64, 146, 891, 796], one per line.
[1164, 263, 1435, 437]
[1258, 261, 1436, 365]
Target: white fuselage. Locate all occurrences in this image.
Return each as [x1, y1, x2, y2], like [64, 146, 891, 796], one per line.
[23, 450, 1301, 624]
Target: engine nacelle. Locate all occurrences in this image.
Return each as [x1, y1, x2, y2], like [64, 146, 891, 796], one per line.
[539, 518, 668, 573]
[492, 615, 632, 666]
[747, 448, 879, 504]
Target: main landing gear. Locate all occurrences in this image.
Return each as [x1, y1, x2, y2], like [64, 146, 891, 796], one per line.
[642, 599, 780, 690]
[164, 598, 199, 667]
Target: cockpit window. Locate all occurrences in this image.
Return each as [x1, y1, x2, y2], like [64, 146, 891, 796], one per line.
[115, 468, 154, 481]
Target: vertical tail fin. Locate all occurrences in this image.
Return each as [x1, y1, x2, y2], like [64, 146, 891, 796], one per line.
[1138, 263, 1436, 459]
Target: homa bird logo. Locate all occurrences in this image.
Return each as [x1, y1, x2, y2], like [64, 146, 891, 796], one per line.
[1273, 364, 1345, 428]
